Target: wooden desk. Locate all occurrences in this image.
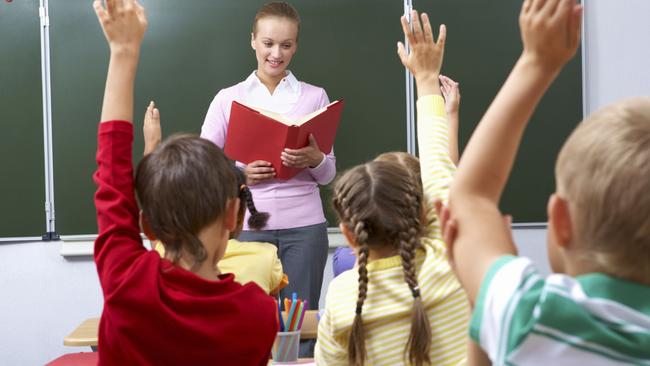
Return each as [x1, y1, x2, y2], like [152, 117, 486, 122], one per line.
[63, 311, 318, 348]
[63, 317, 99, 349]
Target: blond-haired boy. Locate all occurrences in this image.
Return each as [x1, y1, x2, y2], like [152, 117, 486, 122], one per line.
[441, 0, 650, 364]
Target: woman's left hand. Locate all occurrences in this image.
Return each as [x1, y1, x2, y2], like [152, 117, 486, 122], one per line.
[281, 134, 324, 168]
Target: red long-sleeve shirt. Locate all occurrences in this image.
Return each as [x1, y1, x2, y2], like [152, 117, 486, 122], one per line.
[93, 121, 278, 365]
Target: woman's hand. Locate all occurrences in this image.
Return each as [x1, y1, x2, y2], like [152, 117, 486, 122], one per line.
[281, 134, 324, 169]
[245, 160, 275, 185]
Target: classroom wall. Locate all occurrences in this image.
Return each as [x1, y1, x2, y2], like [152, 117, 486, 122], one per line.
[583, 0, 650, 114]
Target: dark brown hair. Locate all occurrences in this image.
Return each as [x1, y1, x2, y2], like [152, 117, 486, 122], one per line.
[252, 2, 301, 36]
[231, 166, 269, 231]
[135, 134, 238, 269]
[332, 160, 432, 366]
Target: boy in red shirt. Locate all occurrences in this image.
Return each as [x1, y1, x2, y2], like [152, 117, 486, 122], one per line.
[91, 1, 277, 364]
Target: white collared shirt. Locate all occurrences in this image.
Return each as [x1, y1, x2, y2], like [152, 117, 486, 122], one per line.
[241, 71, 302, 114]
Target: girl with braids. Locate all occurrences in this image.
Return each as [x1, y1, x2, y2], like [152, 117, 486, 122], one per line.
[144, 102, 287, 295]
[315, 10, 468, 366]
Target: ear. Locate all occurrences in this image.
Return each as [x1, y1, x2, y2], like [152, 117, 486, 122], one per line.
[224, 197, 240, 233]
[251, 33, 256, 50]
[339, 223, 358, 249]
[547, 194, 573, 248]
[139, 211, 157, 241]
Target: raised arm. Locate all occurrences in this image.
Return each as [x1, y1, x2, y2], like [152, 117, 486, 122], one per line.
[398, 12, 456, 214]
[95, 0, 147, 123]
[440, 75, 460, 165]
[448, 0, 582, 303]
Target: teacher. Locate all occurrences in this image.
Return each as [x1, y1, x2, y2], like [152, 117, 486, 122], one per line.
[200, 1, 334, 309]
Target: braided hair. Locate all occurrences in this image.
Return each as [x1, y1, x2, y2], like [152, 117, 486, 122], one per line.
[232, 166, 269, 230]
[332, 160, 431, 366]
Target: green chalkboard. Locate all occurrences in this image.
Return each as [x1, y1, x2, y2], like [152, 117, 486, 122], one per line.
[0, 1, 46, 238]
[3, 0, 581, 237]
[420, 0, 582, 223]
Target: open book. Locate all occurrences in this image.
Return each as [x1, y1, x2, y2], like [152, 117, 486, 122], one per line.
[224, 100, 344, 180]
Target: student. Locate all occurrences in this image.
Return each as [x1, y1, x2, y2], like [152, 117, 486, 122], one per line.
[331, 75, 461, 278]
[144, 103, 287, 295]
[201, 1, 333, 310]
[91, 1, 277, 365]
[441, 0, 650, 363]
[315, 11, 468, 366]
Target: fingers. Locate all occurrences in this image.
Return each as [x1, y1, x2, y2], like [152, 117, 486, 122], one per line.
[570, 4, 583, 49]
[421, 13, 434, 44]
[246, 161, 275, 184]
[308, 134, 319, 148]
[442, 219, 457, 248]
[106, 0, 117, 16]
[410, 10, 424, 43]
[400, 15, 415, 47]
[93, 0, 108, 22]
[396, 42, 408, 66]
[522, 0, 533, 15]
[436, 24, 447, 50]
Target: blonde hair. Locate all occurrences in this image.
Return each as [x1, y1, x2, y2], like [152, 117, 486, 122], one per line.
[252, 2, 301, 37]
[556, 97, 650, 284]
[332, 160, 431, 366]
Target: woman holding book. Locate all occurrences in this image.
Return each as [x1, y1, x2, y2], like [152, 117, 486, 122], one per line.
[200, 1, 333, 312]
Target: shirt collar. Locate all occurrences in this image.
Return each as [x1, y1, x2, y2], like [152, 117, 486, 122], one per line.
[243, 70, 300, 94]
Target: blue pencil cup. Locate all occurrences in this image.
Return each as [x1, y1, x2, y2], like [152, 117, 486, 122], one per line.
[271, 330, 300, 364]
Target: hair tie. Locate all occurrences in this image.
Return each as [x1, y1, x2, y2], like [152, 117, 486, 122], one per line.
[355, 305, 363, 315]
[411, 286, 421, 298]
[239, 184, 247, 191]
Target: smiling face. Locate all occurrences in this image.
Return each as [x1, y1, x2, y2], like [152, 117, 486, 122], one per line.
[251, 16, 298, 83]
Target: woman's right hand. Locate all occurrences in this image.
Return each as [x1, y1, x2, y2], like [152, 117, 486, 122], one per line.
[244, 160, 276, 185]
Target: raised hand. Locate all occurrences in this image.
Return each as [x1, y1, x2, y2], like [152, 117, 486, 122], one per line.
[397, 10, 446, 97]
[143, 101, 161, 156]
[281, 134, 324, 169]
[94, 0, 148, 54]
[439, 75, 460, 116]
[519, 0, 583, 72]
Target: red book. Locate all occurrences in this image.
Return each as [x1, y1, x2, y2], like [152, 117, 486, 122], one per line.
[224, 100, 344, 180]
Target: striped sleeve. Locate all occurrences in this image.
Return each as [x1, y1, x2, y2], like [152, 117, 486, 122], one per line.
[417, 95, 456, 239]
[470, 255, 543, 363]
[314, 304, 348, 366]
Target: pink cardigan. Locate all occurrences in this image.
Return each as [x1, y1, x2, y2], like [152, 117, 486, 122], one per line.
[201, 81, 336, 230]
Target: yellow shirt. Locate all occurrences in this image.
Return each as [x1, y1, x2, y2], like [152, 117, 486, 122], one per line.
[315, 95, 469, 365]
[154, 239, 284, 294]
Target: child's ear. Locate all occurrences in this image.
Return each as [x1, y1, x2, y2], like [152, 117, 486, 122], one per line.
[547, 194, 573, 248]
[224, 198, 240, 233]
[139, 211, 157, 241]
[340, 223, 358, 249]
[251, 33, 256, 50]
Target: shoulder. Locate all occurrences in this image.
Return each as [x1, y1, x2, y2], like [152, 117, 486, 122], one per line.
[212, 82, 245, 103]
[300, 82, 328, 99]
[227, 239, 278, 256]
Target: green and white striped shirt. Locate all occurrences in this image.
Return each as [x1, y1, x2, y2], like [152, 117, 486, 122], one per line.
[472, 255, 650, 365]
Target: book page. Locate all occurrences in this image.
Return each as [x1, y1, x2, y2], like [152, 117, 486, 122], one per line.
[242, 100, 339, 127]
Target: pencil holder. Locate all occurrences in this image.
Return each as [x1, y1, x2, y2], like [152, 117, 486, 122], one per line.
[271, 330, 300, 364]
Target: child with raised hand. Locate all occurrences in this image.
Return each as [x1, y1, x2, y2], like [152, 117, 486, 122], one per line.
[92, 1, 277, 364]
[143, 102, 287, 295]
[331, 76, 461, 278]
[443, 0, 650, 363]
[315, 11, 468, 366]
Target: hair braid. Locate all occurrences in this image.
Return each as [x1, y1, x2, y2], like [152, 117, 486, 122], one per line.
[241, 185, 269, 230]
[348, 217, 370, 366]
[397, 187, 431, 366]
